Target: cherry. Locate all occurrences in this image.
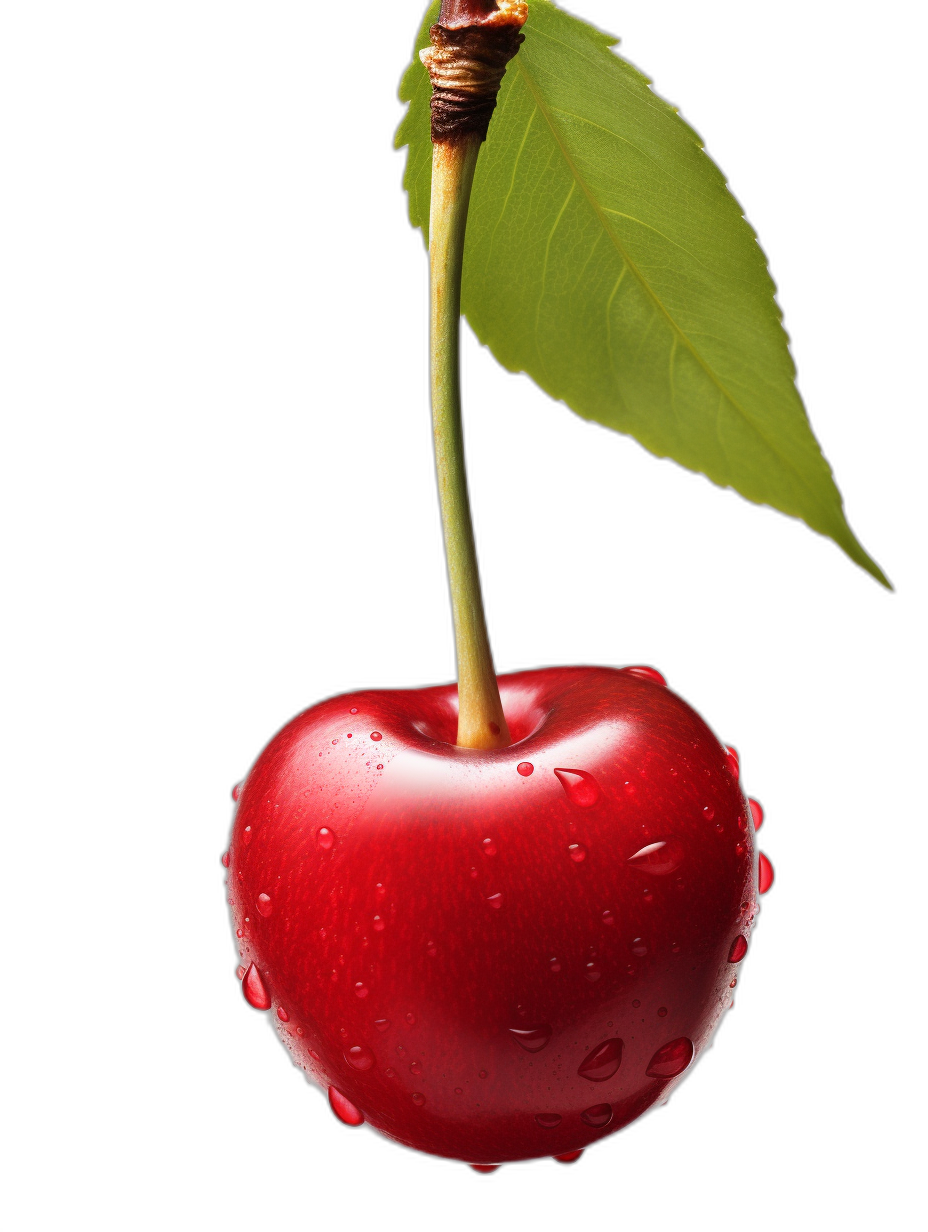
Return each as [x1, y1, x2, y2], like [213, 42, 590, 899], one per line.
[225, 665, 761, 1163]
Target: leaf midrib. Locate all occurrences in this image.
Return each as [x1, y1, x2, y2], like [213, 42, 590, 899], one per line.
[513, 34, 829, 513]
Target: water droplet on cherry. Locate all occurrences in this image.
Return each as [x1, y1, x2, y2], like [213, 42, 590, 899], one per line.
[471, 1164, 498, 1173]
[702, 805, 715, 821]
[517, 761, 534, 776]
[409, 1060, 422, 1075]
[317, 827, 335, 850]
[583, 960, 602, 982]
[374, 1018, 390, 1032]
[750, 799, 764, 830]
[370, 732, 382, 741]
[242, 825, 252, 845]
[630, 937, 647, 957]
[509, 1024, 553, 1053]
[350, 707, 358, 714]
[487, 893, 503, 909]
[277, 1006, 289, 1022]
[624, 666, 667, 686]
[412, 1092, 426, 1106]
[482, 837, 498, 856]
[242, 963, 271, 1010]
[568, 843, 587, 863]
[549, 957, 561, 973]
[346, 1045, 375, 1071]
[581, 1103, 613, 1128]
[602, 909, 615, 926]
[373, 915, 385, 931]
[535, 1113, 562, 1128]
[657, 1006, 667, 1017]
[354, 982, 369, 998]
[646, 1037, 694, 1078]
[554, 768, 601, 808]
[758, 852, 774, 893]
[555, 1150, 584, 1164]
[728, 935, 748, 963]
[221, 851, 230, 867]
[231, 782, 243, 802]
[256, 893, 272, 916]
[328, 1086, 364, 1126]
[627, 839, 683, 876]
[406, 1012, 416, 1025]
[725, 746, 740, 777]
[578, 1038, 623, 1081]
[236, 965, 246, 980]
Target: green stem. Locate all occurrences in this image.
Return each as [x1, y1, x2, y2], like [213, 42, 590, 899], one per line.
[429, 135, 511, 750]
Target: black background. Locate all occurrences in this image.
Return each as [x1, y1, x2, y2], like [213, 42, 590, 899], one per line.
[170, 0, 907, 1212]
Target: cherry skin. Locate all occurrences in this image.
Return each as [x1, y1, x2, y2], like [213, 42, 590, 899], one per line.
[226, 666, 758, 1163]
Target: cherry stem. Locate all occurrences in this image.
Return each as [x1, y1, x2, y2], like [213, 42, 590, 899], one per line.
[429, 136, 511, 750]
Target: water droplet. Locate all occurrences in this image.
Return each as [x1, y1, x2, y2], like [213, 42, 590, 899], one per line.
[454, 1087, 463, 1095]
[725, 746, 740, 777]
[375, 883, 386, 900]
[317, 827, 335, 850]
[406, 1012, 416, 1025]
[487, 893, 503, 909]
[350, 707, 358, 714]
[568, 843, 587, 863]
[735, 842, 746, 857]
[750, 799, 764, 830]
[728, 935, 748, 963]
[624, 665, 667, 686]
[535, 1113, 562, 1128]
[583, 961, 602, 983]
[509, 1025, 553, 1053]
[630, 937, 647, 957]
[277, 1006, 290, 1022]
[410, 1060, 422, 1076]
[346, 733, 353, 739]
[354, 982, 369, 998]
[517, 761, 534, 776]
[578, 1038, 623, 1082]
[373, 915, 385, 931]
[602, 909, 615, 926]
[376, 764, 383, 771]
[242, 963, 271, 1010]
[758, 852, 775, 894]
[231, 782, 243, 802]
[482, 837, 498, 856]
[646, 1037, 694, 1078]
[328, 1086, 364, 1126]
[479, 1070, 488, 1079]
[242, 825, 252, 845]
[221, 851, 230, 867]
[549, 957, 561, 973]
[702, 805, 715, 821]
[345, 1045, 375, 1071]
[396, 1044, 406, 1056]
[632, 999, 640, 1008]
[256, 893, 272, 917]
[580, 1103, 613, 1128]
[554, 768, 601, 808]
[426, 941, 437, 957]
[471, 1164, 498, 1173]
[730, 978, 737, 988]
[236, 928, 244, 938]
[657, 1006, 667, 1017]
[555, 1150, 584, 1164]
[627, 839, 683, 876]
[374, 1019, 390, 1033]
[412, 1092, 425, 1106]
[671, 941, 681, 953]
[236, 965, 246, 980]
[370, 732, 382, 741]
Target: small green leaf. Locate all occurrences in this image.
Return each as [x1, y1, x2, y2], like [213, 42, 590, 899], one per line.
[396, 0, 888, 586]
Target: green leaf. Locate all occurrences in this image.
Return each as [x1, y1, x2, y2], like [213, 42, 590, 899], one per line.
[396, 0, 888, 586]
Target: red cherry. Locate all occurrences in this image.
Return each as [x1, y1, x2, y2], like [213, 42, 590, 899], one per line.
[228, 666, 756, 1163]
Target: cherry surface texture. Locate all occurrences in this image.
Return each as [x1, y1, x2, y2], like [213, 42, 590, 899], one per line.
[226, 666, 760, 1163]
